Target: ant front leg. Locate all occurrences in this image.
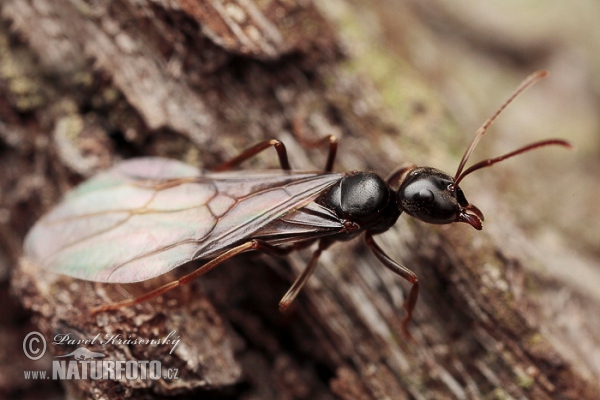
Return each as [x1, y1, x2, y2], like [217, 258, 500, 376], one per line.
[211, 139, 291, 172]
[365, 233, 419, 338]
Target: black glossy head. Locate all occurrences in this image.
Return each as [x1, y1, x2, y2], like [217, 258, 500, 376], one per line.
[397, 167, 484, 229]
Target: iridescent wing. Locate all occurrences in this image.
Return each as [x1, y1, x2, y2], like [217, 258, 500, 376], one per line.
[24, 157, 343, 283]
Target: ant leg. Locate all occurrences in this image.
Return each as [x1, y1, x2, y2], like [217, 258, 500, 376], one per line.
[292, 111, 338, 172]
[278, 240, 332, 312]
[385, 163, 416, 187]
[91, 239, 292, 314]
[211, 139, 291, 171]
[365, 233, 419, 338]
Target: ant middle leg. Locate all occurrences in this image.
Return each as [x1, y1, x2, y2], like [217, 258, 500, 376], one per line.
[292, 108, 338, 172]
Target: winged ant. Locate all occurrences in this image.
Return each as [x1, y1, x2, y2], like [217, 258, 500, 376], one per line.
[24, 71, 571, 334]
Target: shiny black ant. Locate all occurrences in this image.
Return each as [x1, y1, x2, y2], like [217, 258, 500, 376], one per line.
[25, 71, 571, 335]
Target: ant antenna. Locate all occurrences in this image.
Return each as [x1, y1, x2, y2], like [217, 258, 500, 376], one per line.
[452, 71, 572, 187]
[454, 139, 572, 186]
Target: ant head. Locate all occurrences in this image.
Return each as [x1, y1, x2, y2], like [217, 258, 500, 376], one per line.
[388, 70, 571, 231]
[397, 167, 484, 229]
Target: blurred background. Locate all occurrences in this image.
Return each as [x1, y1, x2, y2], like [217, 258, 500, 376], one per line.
[319, 0, 600, 378]
[323, 0, 599, 260]
[321, 0, 599, 283]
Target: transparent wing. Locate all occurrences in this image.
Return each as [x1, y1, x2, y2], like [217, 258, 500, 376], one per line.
[24, 157, 342, 283]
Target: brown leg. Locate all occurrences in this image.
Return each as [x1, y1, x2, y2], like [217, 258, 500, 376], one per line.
[292, 111, 338, 172]
[384, 163, 416, 187]
[211, 139, 291, 172]
[91, 239, 293, 314]
[278, 240, 332, 312]
[365, 233, 419, 338]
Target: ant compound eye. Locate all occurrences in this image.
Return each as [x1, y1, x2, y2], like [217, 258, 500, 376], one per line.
[414, 188, 434, 203]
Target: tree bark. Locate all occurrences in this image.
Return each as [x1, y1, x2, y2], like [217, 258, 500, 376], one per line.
[1, 0, 599, 399]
